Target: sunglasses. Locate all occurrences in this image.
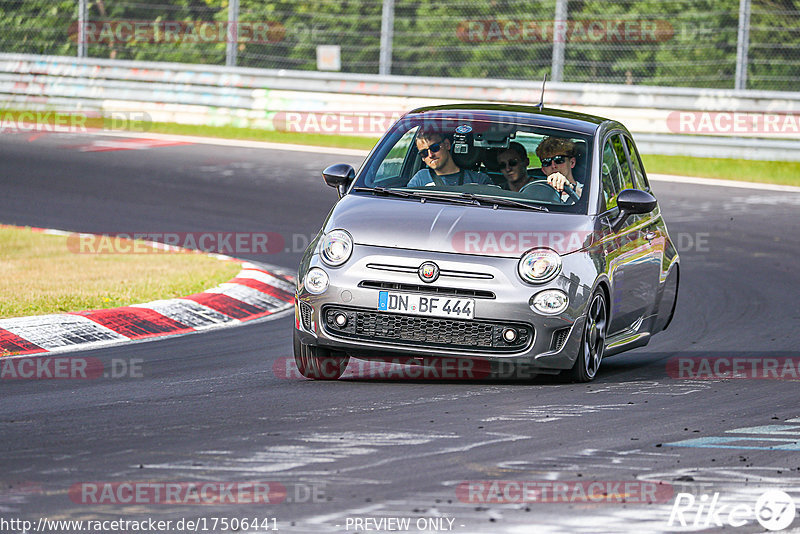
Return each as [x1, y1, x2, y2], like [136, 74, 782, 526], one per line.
[540, 155, 569, 167]
[418, 142, 443, 159]
[499, 158, 521, 169]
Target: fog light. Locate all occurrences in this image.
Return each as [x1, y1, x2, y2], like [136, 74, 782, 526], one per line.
[304, 267, 329, 295]
[502, 327, 518, 343]
[531, 290, 569, 315]
[334, 312, 348, 327]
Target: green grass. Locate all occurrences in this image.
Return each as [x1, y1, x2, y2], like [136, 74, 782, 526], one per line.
[641, 154, 800, 187]
[146, 121, 381, 151]
[0, 227, 243, 319]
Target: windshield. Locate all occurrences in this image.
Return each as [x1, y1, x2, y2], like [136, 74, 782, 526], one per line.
[353, 114, 593, 214]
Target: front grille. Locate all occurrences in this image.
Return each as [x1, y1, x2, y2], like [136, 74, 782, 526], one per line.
[366, 263, 493, 280]
[359, 281, 495, 299]
[322, 306, 532, 353]
[551, 327, 571, 352]
[300, 302, 313, 330]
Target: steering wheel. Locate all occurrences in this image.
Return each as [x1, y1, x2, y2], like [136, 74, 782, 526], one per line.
[519, 179, 579, 203]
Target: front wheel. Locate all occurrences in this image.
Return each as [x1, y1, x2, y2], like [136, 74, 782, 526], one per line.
[568, 290, 607, 382]
[293, 332, 349, 380]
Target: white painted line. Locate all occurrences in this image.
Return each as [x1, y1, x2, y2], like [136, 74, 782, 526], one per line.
[0, 314, 127, 350]
[132, 299, 239, 330]
[725, 424, 800, 436]
[648, 173, 800, 193]
[40, 229, 72, 236]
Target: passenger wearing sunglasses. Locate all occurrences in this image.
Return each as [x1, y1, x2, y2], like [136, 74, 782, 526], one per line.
[497, 142, 532, 192]
[535, 137, 583, 199]
[407, 130, 491, 187]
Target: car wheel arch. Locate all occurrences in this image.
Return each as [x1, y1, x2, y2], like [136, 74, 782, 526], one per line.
[660, 264, 680, 331]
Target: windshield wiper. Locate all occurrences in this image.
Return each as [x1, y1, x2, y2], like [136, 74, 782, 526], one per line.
[353, 186, 417, 198]
[353, 187, 547, 210]
[457, 192, 549, 212]
[353, 187, 476, 205]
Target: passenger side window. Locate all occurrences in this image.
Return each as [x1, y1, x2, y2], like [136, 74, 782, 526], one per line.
[624, 135, 650, 191]
[611, 135, 635, 191]
[601, 140, 623, 210]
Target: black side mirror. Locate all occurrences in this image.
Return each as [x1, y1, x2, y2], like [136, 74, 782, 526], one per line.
[322, 163, 355, 198]
[611, 189, 657, 232]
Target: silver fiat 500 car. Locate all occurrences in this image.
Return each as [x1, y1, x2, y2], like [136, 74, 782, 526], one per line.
[294, 104, 679, 382]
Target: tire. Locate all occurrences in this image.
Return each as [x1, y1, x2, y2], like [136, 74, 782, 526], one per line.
[568, 290, 608, 382]
[293, 331, 349, 380]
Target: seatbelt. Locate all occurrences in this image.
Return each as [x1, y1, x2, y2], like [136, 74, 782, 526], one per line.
[428, 168, 464, 186]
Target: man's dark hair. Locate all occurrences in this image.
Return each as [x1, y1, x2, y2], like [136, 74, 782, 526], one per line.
[416, 128, 445, 143]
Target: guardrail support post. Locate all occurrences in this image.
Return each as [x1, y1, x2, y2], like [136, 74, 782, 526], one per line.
[226, 0, 240, 67]
[77, 0, 87, 58]
[379, 0, 395, 75]
[551, 0, 568, 82]
[735, 0, 751, 90]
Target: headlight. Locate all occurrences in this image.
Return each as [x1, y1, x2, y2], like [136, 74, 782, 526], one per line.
[531, 290, 569, 315]
[518, 248, 561, 284]
[304, 267, 329, 294]
[320, 229, 353, 267]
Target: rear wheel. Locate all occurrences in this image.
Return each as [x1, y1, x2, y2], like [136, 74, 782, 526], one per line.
[568, 290, 607, 382]
[293, 332, 349, 380]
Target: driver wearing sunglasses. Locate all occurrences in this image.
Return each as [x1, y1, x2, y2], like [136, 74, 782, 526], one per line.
[536, 137, 583, 199]
[407, 130, 491, 187]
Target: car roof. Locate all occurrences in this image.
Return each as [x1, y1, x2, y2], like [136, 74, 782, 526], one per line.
[406, 103, 611, 135]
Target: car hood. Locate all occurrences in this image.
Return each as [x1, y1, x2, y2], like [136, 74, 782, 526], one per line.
[323, 194, 596, 258]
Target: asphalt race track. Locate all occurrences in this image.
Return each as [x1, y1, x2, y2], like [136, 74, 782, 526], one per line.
[2, 132, 800, 533]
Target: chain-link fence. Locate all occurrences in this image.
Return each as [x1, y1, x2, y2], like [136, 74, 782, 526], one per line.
[1, 0, 798, 91]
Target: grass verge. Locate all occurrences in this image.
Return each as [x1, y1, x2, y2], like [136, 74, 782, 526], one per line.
[147, 121, 381, 150]
[641, 154, 800, 187]
[0, 227, 242, 319]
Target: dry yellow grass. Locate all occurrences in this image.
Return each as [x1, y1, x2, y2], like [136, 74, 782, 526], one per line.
[0, 227, 243, 319]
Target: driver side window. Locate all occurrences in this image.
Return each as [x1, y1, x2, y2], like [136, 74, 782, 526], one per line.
[369, 127, 418, 187]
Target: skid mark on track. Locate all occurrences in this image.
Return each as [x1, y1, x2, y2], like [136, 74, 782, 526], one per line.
[141, 431, 464, 475]
[279, 388, 505, 421]
[481, 404, 629, 423]
[585, 380, 713, 395]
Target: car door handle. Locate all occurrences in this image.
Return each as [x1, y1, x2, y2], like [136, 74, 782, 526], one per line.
[645, 232, 656, 242]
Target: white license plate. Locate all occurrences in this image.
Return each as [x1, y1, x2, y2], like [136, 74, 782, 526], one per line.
[377, 291, 474, 319]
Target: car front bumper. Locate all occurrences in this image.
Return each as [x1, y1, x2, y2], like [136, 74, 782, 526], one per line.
[295, 244, 594, 372]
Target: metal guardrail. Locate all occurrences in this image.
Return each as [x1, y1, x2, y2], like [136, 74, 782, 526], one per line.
[2, 53, 800, 161]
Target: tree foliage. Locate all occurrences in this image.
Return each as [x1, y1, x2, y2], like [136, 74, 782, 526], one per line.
[0, 0, 797, 90]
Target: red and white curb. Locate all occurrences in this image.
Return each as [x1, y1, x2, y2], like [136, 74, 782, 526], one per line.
[0, 226, 296, 357]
